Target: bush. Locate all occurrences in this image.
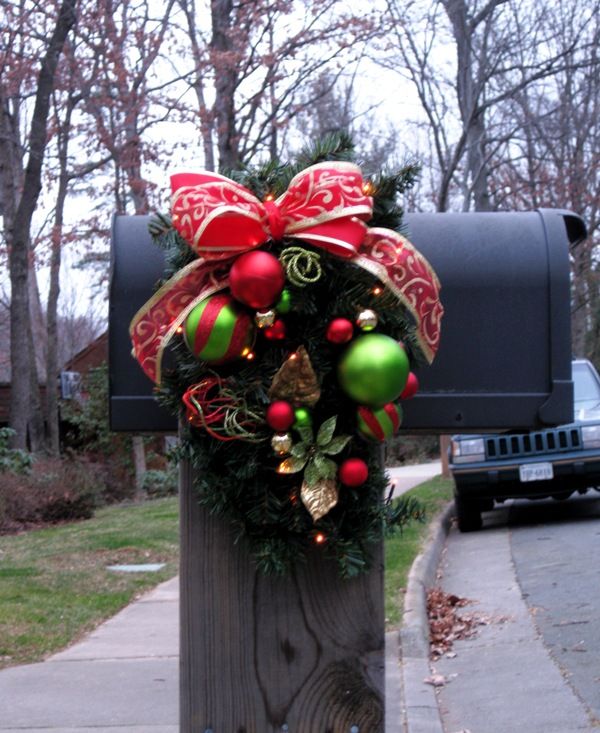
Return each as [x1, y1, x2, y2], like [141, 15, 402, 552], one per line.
[385, 434, 441, 466]
[0, 428, 33, 475]
[0, 457, 103, 533]
[141, 466, 178, 498]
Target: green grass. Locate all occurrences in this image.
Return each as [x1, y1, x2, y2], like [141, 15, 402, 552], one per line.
[385, 476, 453, 628]
[0, 498, 179, 669]
[0, 479, 452, 668]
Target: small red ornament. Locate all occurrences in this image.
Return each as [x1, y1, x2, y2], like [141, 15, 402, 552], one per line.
[326, 318, 354, 344]
[339, 458, 369, 487]
[266, 400, 295, 431]
[401, 372, 419, 400]
[264, 319, 286, 340]
[229, 250, 285, 309]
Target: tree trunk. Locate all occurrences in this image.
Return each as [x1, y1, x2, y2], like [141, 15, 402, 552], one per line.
[133, 435, 147, 499]
[179, 0, 215, 170]
[8, 0, 77, 449]
[46, 131, 71, 455]
[210, 0, 241, 170]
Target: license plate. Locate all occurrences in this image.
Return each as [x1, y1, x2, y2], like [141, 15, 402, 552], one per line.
[519, 462, 553, 482]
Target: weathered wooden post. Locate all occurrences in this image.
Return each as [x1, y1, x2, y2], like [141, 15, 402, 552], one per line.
[110, 207, 582, 731]
[179, 459, 384, 730]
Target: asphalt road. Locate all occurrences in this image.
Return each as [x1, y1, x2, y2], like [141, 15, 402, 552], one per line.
[434, 492, 600, 733]
[506, 493, 600, 724]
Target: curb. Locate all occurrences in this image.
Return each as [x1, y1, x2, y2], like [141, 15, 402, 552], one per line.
[398, 502, 455, 733]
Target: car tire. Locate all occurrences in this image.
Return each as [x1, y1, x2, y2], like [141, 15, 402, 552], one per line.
[455, 496, 483, 532]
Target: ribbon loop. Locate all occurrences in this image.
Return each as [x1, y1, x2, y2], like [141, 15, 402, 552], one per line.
[170, 162, 373, 260]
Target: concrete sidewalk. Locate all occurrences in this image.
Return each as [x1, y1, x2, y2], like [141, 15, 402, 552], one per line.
[0, 461, 440, 732]
[0, 578, 179, 733]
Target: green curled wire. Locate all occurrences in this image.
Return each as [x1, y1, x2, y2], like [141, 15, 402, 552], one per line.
[279, 247, 323, 287]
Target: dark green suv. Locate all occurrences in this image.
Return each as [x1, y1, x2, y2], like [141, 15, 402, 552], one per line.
[449, 359, 600, 531]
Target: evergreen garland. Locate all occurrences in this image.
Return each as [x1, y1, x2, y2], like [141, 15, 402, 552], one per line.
[149, 135, 429, 578]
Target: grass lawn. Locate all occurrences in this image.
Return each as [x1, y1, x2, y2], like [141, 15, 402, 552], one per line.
[0, 477, 452, 669]
[0, 498, 179, 669]
[384, 475, 453, 628]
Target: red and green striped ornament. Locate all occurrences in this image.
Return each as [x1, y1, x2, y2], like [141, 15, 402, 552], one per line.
[357, 402, 403, 441]
[184, 293, 254, 364]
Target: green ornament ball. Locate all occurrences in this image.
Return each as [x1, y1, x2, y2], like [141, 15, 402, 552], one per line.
[275, 288, 292, 314]
[293, 407, 312, 429]
[184, 293, 254, 364]
[337, 334, 409, 407]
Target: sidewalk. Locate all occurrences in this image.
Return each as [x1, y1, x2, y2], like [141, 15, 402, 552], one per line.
[0, 578, 179, 733]
[0, 461, 440, 732]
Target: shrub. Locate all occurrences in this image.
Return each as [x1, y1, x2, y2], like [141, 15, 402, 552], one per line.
[0, 457, 103, 533]
[142, 466, 178, 498]
[385, 434, 440, 466]
[0, 428, 33, 475]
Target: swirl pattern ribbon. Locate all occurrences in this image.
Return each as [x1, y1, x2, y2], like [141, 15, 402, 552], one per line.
[170, 161, 373, 260]
[130, 163, 443, 385]
[355, 228, 443, 364]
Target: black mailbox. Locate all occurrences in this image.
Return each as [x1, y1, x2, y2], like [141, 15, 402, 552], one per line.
[109, 209, 585, 432]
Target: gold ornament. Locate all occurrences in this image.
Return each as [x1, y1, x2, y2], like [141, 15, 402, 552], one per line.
[255, 309, 276, 328]
[268, 345, 321, 407]
[271, 432, 293, 455]
[356, 308, 378, 331]
[301, 478, 339, 522]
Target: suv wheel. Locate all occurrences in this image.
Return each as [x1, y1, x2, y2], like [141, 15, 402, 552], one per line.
[455, 496, 482, 532]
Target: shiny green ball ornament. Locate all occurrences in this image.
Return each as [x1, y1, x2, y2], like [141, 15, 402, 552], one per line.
[293, 407, 312, 429]
[337, 334, 409, 407]
[275, 288, 292, 314]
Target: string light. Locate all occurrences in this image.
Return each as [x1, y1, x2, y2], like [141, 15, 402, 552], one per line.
[372, 286, 383, 296]
[264, 193, 275, 201]
[362, 181, 374, 196]
[314, 532, 326, 545]
[242, 347, 255, 360]
[176, 325, 184, 334]
[277, 460, 292, 474]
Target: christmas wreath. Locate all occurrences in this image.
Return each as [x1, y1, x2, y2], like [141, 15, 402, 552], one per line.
[130, 137, 443, 577]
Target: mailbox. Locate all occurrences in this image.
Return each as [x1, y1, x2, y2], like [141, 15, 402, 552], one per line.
[110, 208, 585, 432]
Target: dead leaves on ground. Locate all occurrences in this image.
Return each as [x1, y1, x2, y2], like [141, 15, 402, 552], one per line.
[427, 587, 482, 660]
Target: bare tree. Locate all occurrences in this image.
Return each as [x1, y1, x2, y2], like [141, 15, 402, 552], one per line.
[1, 0, 78, 449]
[382, 0, 591, 212]
[176, 0, 382, 170]
[488, 2, 600, 356]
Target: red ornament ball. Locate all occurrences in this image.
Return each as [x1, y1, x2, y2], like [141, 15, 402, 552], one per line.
[229, 250, 285, 309]
[339, 458, 369, 487]
[264, 318, 286, 340]
[401, 371, 419, 400]
[326, 318, 354, 344]
[266, 401, 295, 431]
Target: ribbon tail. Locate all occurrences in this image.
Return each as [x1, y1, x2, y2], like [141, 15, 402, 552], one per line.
[354, 228, 444, 364]
[129, 259, 229, 384]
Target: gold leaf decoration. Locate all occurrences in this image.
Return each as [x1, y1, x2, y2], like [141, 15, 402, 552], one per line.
[268, 345, 321, 407]
[301, 478, 339, 522]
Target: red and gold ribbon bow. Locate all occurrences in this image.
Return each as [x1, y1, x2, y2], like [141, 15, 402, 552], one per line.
[130, 162, 443, 384]
[170, 161, 373, 260]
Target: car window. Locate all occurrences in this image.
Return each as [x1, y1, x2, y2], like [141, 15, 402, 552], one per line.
[573, 362, 600, 410]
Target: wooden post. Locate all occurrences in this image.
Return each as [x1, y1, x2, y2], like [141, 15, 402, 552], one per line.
[179, 458, 385, 732]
